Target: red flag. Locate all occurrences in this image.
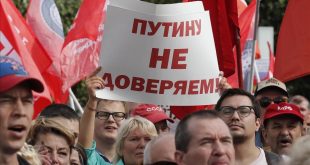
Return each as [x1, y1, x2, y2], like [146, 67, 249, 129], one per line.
[227, 49, 239, 88]
[172, 0, 239, 118]
[183, 0, 239, 77]
[26, 0, 69, 103]
[0, 0, 52, 118]
[60, 0, 107, 91]
[170, 105, 213, 120]
[237, 0, 247, 16]
[226, 0, 248, 88]
[238, 0, 258, 90]
[274, 0, 310, 82]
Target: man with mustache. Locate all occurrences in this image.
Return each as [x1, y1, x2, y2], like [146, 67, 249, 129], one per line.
[215, 88, 280, 165]
[262, 102, 304, 156]
[254, 77, 289, 148]
[0, 56, 44, 165]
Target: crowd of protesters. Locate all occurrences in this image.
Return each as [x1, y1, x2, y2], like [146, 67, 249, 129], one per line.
[2, 55, 310, 165]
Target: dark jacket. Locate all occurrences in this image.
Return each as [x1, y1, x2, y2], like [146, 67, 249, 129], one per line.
[265, 151, 282, 165]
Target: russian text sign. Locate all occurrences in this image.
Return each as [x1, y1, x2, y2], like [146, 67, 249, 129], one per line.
[97, 3, 220, 105]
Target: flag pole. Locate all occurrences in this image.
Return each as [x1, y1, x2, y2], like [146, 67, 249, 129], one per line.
[69, 93, 75, 110]
[247, 0, 261, 93]
[254, 60, 261, 83]
[69, 88, 84, 114]
[235, 29, 243, 89]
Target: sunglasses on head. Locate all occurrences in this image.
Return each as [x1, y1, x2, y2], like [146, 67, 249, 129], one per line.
[259, 96, 288, 108]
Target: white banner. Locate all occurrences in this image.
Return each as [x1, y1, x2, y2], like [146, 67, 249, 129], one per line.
[97, 2, 220, 105]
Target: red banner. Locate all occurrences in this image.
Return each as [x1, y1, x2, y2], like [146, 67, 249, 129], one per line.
[60, 0, 107, 91]
[172, 0, 240, 119]
[274, 0, 310, 82]
[26, 0, 69, 103]
[0, 0, 52, 118]
[183, 0, 239, 77]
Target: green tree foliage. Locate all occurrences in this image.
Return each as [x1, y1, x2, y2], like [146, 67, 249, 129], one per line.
[13, 0, 310, 104]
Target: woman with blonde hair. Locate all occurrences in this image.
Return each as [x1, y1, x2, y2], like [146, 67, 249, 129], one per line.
[113, 116, 158, 165]
[27, 117, 75, 165]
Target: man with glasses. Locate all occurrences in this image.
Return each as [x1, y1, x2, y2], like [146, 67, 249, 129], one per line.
[215, 88, 281, 165]
[78, 67, 127, 164]
[254, 78, 289, 115]
[254, 78, 289, 148]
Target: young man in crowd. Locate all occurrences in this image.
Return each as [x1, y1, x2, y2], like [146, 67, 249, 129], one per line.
[78, 67, 128, 164]
[131, 104, 174, 134]
[262, 102, 304, 156]
[175, 110, 235, 165]
[216, 88, 281, 165]
[0, 56, 44, 164]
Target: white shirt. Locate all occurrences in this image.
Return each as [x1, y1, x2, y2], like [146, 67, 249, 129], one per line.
[250, 148, 268, 165]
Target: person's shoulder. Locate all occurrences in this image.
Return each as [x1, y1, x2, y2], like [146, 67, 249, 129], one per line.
[17, 155, 31, 165]
[264, 150, 282, 165]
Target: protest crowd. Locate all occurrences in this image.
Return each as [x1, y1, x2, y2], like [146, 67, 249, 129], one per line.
[1, 0, 310, 165]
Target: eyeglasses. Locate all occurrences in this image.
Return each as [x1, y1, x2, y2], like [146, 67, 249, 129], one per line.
[95, 111, 126, 121]
[259, 96, 288, 108]
[219, 106, 254, 118]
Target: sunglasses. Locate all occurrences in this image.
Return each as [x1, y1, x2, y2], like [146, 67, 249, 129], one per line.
[258, 96, 288, 108]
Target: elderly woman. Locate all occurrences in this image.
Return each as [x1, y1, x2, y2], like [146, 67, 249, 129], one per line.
[114, 116, 158, 165]
[27, 117, 75, 165]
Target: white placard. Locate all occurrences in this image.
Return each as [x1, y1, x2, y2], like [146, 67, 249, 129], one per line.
[110, 0, 205, 16]
[97, 4, 220, 105]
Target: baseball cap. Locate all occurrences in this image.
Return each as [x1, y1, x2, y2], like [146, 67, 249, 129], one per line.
[254, 77, 288, 96]
[0, 56, 44, 93]
[131, 104, 174, 124]
[263, 102, 303, 122]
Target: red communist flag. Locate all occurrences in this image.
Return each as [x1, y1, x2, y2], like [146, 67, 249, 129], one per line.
[172, 0, 239, 119]
[0, 0, 52, 118]
[26, 0, 69, 103]
[274, 0, 310, 82]
[183, 0, 239, 77]
[60, 0, 107, 92]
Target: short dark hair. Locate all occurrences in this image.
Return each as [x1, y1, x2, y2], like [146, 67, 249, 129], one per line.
[39, 104, 80, 121]
[175, 110, 219, 152]
[215, 88, 260, 118]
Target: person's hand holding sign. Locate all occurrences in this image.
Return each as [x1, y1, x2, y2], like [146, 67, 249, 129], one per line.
[218, 71, 232, 95]
[78, 67, 105, 149]
[85, 67, 105, 110]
